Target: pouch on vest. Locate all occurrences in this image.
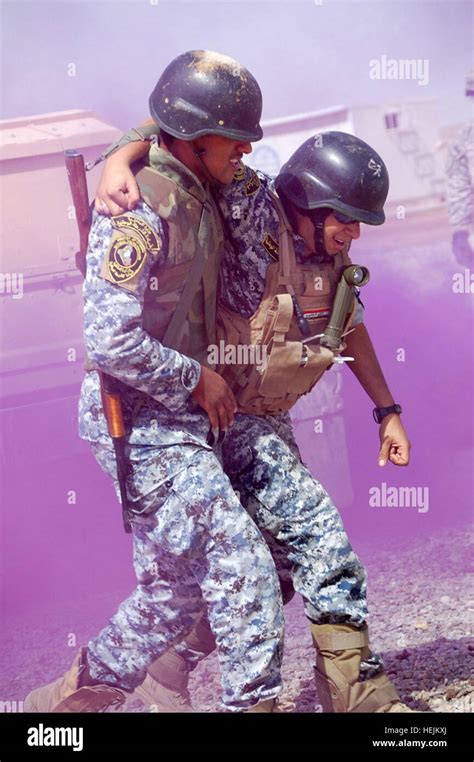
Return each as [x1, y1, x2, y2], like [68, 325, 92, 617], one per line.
[216, 191, 355, 415]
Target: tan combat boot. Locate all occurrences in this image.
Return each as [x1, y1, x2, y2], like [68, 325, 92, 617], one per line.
[133, 615, 216, 712]
[245, 698, 281, 713]
[311, 623, 417, 713]
[133, 649, 193, 712]
[24, 647, 126, 713]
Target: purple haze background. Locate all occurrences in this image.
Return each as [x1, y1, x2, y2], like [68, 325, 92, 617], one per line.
[0, 0, 472, 682]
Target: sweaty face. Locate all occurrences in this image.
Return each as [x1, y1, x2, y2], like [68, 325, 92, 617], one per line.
[197, 135, 252, 184]
[323, 214, 361, 255]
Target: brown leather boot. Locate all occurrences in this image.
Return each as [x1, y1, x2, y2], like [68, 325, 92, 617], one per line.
[24, 647, 125, 713]
[133, 649, 193, 712]
[133, 615, 216, 712]
[245, 698, 281, 713]
[311, 623, 416, 713]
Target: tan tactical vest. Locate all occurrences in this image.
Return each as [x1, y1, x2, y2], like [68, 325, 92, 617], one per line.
[135, 146, 224, 367]
[216, 191, 355, 415]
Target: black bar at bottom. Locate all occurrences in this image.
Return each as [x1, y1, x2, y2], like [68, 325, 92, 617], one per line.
[0, 710, 472, 758]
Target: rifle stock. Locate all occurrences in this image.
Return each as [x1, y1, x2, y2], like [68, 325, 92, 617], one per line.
[64, 150, 92, 277]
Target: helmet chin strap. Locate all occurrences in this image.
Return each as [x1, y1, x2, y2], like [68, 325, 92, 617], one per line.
[191, 142, 225, 187]
[279, 193, 332, 257]
[304, 208, 332, 257]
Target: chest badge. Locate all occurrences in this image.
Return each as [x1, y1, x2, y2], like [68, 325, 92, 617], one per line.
[303, 307, 331, 322]
[244, 172, 260, 196]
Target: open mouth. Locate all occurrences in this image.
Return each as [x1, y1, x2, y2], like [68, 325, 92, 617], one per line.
[334, 237, 346, 247]
[229, 157, 242, 168]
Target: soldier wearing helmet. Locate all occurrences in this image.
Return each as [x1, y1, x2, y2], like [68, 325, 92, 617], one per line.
[85, 123, 419, 714]
[24, 50, 288, 715]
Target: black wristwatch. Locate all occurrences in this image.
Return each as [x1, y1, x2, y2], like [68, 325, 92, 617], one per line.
[373, 404, 402, 423]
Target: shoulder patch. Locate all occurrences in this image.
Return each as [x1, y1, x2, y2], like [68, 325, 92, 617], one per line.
[100, 213, 161, 291]
[244, 172, 261, 196]
[261, 232, 279, 260]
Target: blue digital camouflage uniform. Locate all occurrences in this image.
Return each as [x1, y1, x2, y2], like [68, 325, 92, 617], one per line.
[79, 201, 285, 711]
[218, 167, 383, 676]
[168, 166, 383, 679]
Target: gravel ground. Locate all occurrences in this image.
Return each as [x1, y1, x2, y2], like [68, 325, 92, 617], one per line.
[2, 525, 472, 714]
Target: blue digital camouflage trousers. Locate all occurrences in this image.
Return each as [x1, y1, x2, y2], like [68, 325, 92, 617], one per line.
[172, 412, 384, 680]
[223, 411, 369, 625]
[86, 442, 284, 711]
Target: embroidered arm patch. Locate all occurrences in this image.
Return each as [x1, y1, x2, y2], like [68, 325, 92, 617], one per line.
[100, 213, 161, 292]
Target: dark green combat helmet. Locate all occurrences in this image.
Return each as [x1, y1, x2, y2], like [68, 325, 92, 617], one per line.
[275, 131, 389, 226]
[149, 50, 263, 142]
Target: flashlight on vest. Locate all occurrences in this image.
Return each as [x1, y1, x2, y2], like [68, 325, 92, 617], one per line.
[320, 265, 370, 351]
[291, 294, 312, 337]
